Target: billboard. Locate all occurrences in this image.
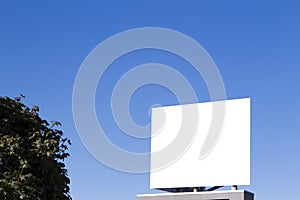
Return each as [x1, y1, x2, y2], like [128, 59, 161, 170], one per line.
[150, 98, 250, 189]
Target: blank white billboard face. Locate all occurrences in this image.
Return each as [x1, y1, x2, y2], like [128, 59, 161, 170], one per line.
[150, 98, 250, 189]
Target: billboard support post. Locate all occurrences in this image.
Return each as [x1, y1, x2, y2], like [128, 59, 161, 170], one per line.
[137, 190, 254, 200]
[232, 185, 238, 190]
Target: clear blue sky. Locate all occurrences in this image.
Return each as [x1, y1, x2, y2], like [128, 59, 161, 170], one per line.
[1, 1, 300, 199]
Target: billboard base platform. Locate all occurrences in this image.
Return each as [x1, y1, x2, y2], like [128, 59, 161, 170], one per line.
[137, 190, 254, 200]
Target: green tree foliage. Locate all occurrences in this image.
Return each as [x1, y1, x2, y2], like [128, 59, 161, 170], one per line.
[0, 96, 71, 200]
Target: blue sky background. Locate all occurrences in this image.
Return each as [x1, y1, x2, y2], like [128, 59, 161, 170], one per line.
[1, 1, 300, 199]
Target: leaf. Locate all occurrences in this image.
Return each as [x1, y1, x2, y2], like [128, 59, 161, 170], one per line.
[31, 106, 39, 112]
[0, 96, 72, 199]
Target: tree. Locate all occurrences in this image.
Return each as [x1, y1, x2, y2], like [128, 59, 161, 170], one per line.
[0, 96, 71, 200]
